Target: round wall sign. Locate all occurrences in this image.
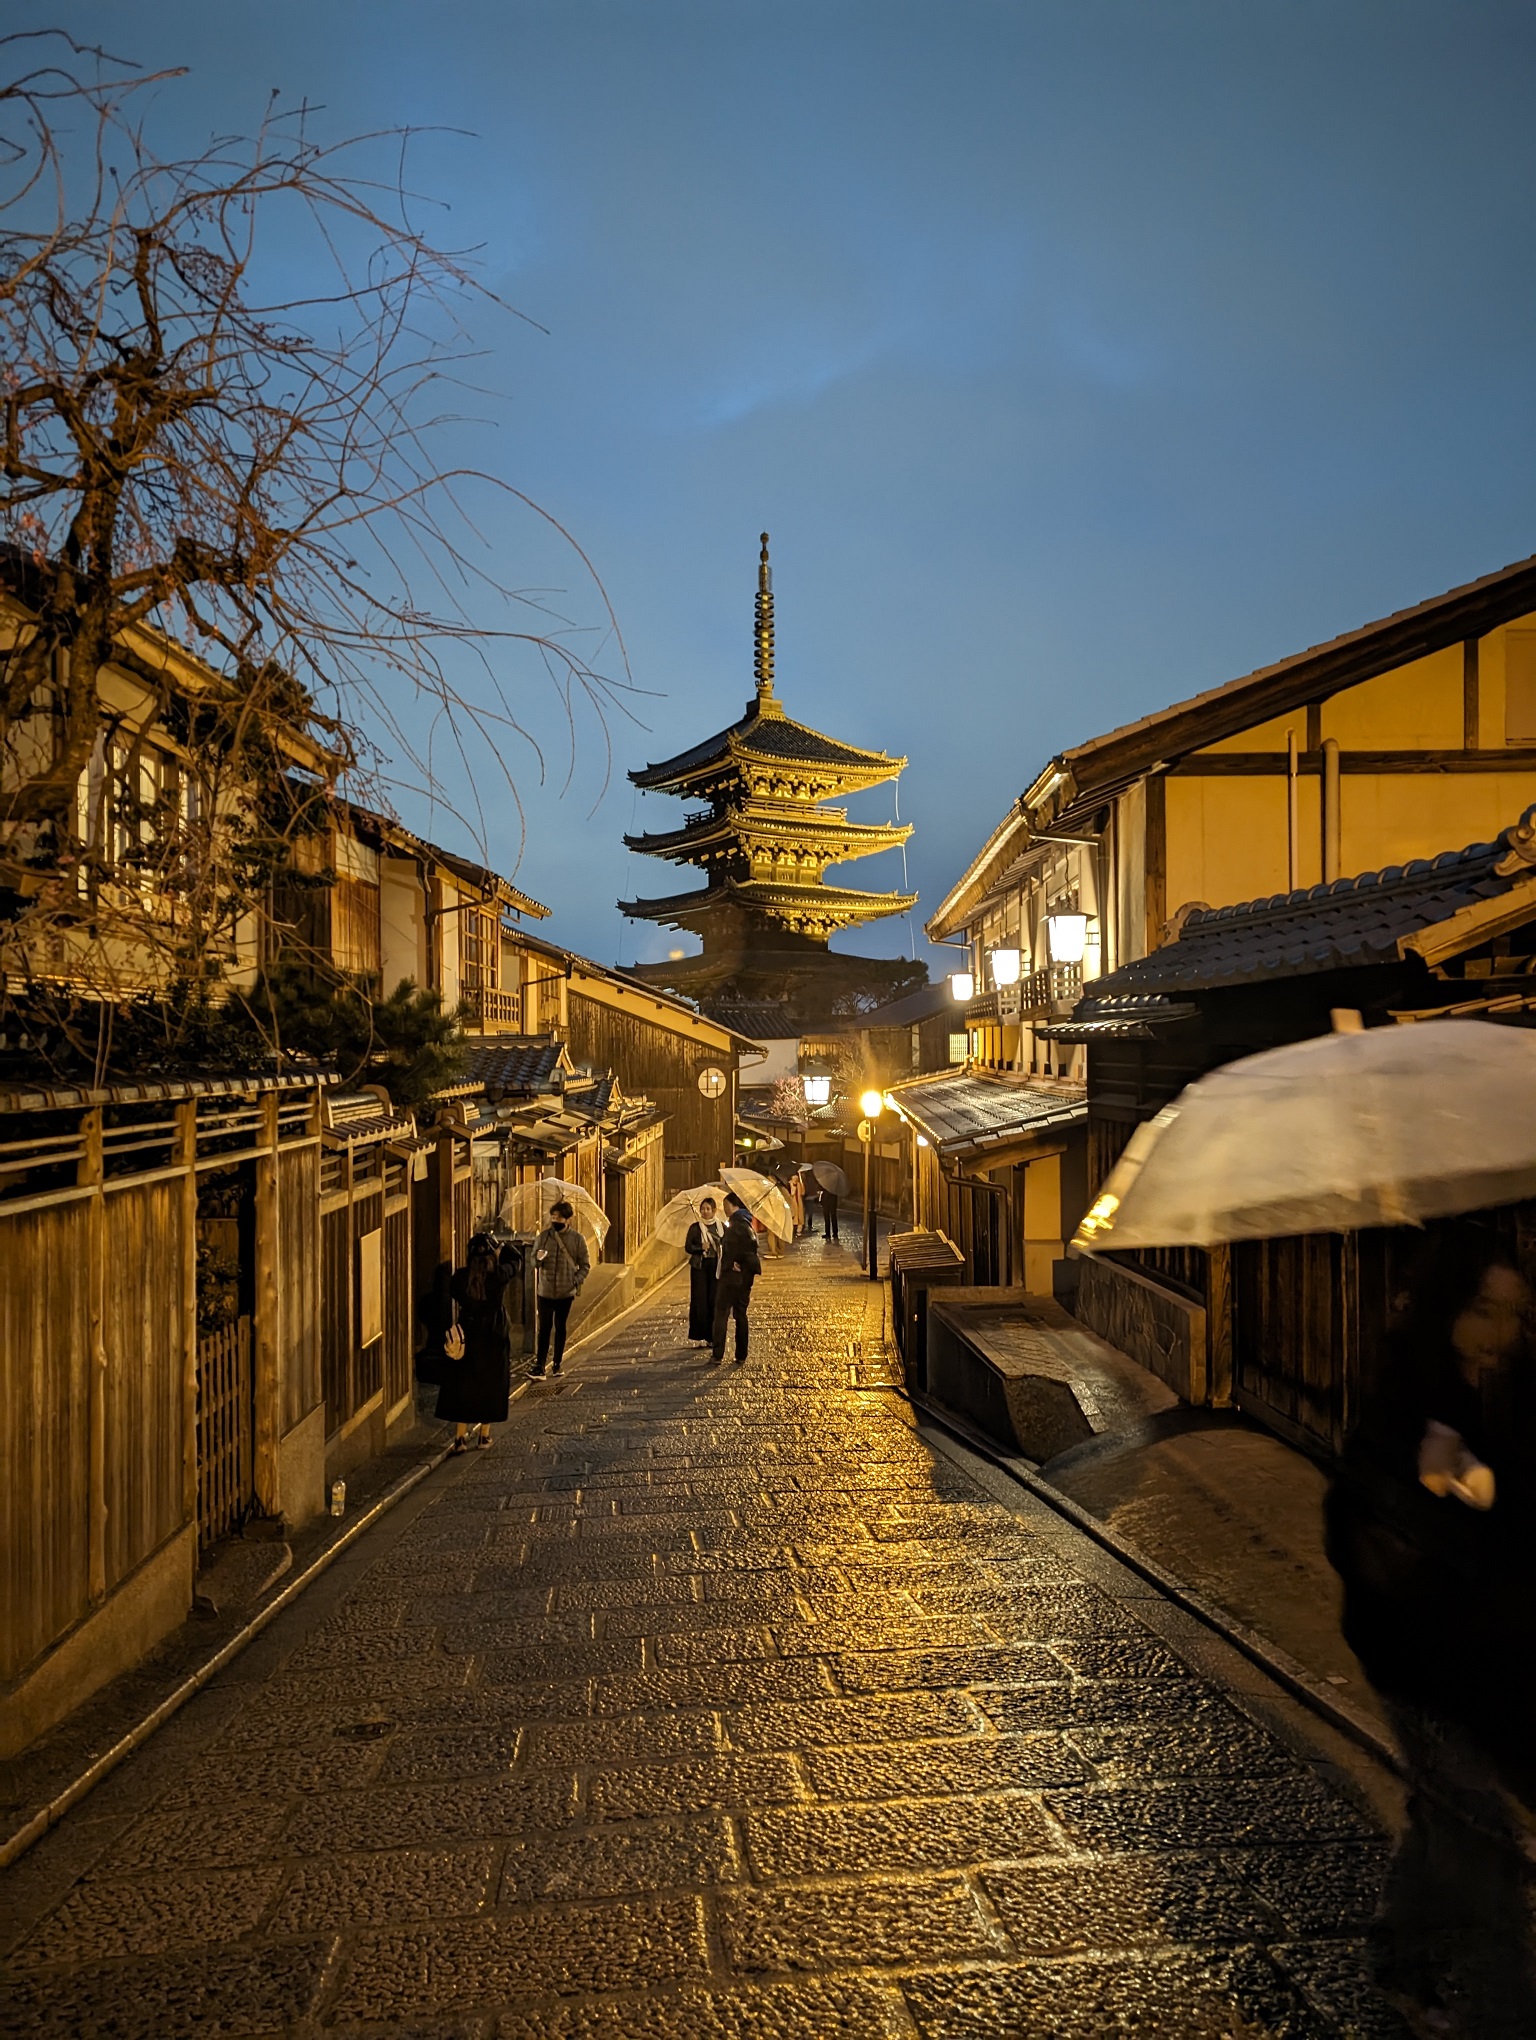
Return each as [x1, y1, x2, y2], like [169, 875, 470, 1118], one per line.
[697, 1065, 727, 1099]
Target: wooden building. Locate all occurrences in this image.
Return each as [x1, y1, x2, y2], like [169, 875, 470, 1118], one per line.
[564, 959, 754, 1199]
[925, 550, 1536, 1296]
[1052, 804, 1536, 1453]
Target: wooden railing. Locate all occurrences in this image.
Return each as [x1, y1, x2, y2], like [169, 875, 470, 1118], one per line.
[1020, 962, 1083, 1016]
[462, 985, 523, 1030]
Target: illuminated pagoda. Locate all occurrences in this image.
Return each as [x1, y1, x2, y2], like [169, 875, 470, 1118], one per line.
[620, 534, 920, 1025]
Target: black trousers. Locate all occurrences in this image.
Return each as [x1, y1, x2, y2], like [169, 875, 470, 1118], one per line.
[822, 1200, 839, 1240]
[712, 1276, 753, 1362]
[535, 1294, 574, 1369]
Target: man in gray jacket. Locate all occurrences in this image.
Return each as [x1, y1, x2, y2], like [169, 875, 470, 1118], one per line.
[529, 1200, 590, 1377]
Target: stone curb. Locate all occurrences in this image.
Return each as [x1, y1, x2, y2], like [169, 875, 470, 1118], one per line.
[904, 1388, 1403, 1778]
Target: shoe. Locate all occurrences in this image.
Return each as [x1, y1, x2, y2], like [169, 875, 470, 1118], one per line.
[529, 1364, 546, 1379]
[449, 1438, 468, 1455]
[551, 1363, 562, 1376]
[478, 1432, 492, 1449]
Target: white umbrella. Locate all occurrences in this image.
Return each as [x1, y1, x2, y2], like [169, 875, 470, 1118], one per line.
[720, 1166, 795, 1241]
[1073, 1019, 1536, 1252]
[652, 1183, 729, 1249]
[501, 1178, 610, 1248]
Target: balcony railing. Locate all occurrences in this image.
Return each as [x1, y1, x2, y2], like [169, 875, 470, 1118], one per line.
[1019, 962, 1083, 1017]
[462, 985, 523, 1031]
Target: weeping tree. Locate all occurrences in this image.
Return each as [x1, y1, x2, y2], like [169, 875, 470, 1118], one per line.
[0, 31, 626, 1082]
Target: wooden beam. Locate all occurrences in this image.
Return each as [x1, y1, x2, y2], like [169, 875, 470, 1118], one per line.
[1464, 638, 1482, 750]
[1144, 773, 1166, 948]
[1168, 748, 1536, 776]
[80, 1110, 107, 1603]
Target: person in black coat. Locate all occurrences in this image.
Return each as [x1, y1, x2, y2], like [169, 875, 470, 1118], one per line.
[684, 1196, 724, 1344]
[1325, 1222, 1536, 2034]
[435, 1234, 512, 1450]
[819, 1184, 840, 1241]
[710, 1192, 761, 1366]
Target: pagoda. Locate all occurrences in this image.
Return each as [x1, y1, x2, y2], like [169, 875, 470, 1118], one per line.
[619, 535, 920, 1025]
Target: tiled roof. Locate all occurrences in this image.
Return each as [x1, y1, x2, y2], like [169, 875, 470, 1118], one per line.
[1038, 995, 1199, 1042]
[459, 1039, 565, 1095]
[1091, 809, 1536, 997]
[630, 701, 900, 790]
[887, 1073, 1086, 1158]
[860, 981, 951, 1029]
[707, 1001, 801, 1040]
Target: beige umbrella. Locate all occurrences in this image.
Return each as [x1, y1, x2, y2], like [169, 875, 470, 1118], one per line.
[501, 1178, 610, 1249]
[1074, 1019, 1536, 1253]
[652, 1183, 729, 1249]
[720, 1166, 795, 1241]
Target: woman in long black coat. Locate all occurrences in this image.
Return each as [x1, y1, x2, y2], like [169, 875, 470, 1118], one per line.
[436, 1234, 512, 1451]
[684, 1197, 724, 1344]
[1325, 1222, 1536, 2034]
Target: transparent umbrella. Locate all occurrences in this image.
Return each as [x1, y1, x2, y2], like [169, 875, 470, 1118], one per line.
[501, 1178, 610, 1249]
[1073, 1019, 1536, 1252]
[652, 1183, 729, 1249]
[720, 1166, 795, 1241]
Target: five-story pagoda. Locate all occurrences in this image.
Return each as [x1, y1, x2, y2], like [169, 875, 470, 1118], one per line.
[620, 535, 919, 1026]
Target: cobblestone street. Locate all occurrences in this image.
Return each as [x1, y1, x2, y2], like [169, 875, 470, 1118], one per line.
[1, 1245, 1401, 2038]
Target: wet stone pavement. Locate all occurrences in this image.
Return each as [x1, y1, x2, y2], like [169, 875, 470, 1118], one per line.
[0, 1243, 1404, 2038]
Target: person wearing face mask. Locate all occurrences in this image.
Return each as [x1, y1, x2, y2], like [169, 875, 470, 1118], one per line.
[529, 1199, 589, 1379]
[1326, 1222, 1536, 2037]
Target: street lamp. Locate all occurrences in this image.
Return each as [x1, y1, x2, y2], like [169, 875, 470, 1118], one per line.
[948, 970, 974, 1002]
[1047, 913, 1089, 965]
[802, 1074, 831, 1108]
[989, 948, 1021, 988]
[859, 1089, 884, 1281]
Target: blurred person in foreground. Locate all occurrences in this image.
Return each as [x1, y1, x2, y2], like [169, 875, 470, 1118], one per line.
[1326, 1222, 1536, 2037]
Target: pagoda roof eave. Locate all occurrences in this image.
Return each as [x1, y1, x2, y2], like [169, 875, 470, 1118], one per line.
[623, 813, 913, 860]
[629, 702, 904, 793]
[618, 877, 919, 926]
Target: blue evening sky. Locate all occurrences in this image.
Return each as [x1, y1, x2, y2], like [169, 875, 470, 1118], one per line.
[17, 3, 1536, 973]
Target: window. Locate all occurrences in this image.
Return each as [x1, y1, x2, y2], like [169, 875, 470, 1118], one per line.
[1507, 632, 1536, 744]
[461, 906, 500, 995]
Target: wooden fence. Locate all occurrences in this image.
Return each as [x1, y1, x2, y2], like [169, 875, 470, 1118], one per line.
[196, 1316, 253, 1548]
[0, 1079, 324, 1752]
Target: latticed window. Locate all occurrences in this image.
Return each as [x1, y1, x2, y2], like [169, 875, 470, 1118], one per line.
[461, 905, 499, 995]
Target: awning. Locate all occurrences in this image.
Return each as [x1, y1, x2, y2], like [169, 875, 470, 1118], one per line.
[1038, 994, 1198, 1043]
[886, 1071, 1086, 1166]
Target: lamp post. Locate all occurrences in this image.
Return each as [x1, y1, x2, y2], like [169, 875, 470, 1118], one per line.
[859, 1087, 884, 1280]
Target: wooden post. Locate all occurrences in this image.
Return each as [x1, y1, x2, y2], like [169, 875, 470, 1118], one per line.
[1286, 729, 1300, 891]
[80, 1108, 107, 1602]
[1464, 637, 1481, 751]
[1144, 773, 1166, 949]
[1206, 1243, 1234, 1408]
[1321, 738, 1341, 883]
[252, 1091, 281, 1518]
[175, 1101, 199, 1529]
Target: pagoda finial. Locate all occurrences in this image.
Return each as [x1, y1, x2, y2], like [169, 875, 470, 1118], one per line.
[753, 531, 776, 705]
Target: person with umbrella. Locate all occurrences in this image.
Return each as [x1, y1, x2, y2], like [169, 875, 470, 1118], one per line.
[684, 1194, 725, 1345]
[436, 1234, 512, 1451]
[788, 1169, 805, 1240]
[711, 1190, 761, 1367]
[1075, 1019, 1536, 2037]
[1326, 1223, 1536, 2034]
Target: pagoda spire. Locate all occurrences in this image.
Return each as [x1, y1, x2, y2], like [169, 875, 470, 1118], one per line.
[753, 531, 776, 705]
